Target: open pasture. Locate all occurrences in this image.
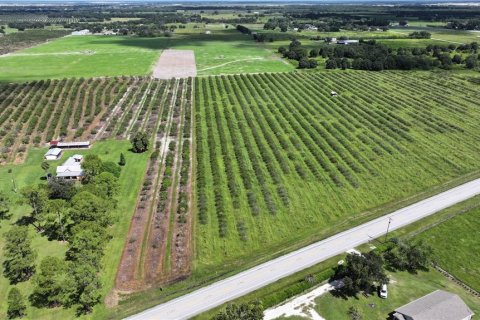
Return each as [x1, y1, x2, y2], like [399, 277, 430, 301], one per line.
[0, 29, 292, 82]
[416, 206, 480, 292]
[194, 71, 480, 271]
[0, 36, 161, 82]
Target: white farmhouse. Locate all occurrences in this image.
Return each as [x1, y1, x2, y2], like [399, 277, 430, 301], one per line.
[56, 154, 84, 180]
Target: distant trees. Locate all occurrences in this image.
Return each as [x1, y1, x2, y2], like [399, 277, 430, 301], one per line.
[3, 226, 37, 284]
[279, 40, 318, 69]
[236, 24, 251, 34]
[130, 131, 149, 153]
[213, 301, 264, 320]
[409, 31, 431, 39]
[447, 19, 480, 31]
[298, 57, 318, 69]
[465, 55, 478, 69]
[7, 287, 26, 319]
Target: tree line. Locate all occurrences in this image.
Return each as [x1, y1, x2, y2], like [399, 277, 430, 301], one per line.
[278, 39, 479, 71]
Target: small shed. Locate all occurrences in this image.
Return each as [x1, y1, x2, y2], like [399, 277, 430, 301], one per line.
[331, 91, 338, 97]
[44, 147, 63, 160]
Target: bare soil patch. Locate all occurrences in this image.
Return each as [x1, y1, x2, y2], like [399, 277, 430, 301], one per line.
[152, 49, 197, 79]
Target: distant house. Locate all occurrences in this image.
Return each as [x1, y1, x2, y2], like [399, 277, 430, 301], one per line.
[71, 29, 90, 36]
[44, 147, 63, 160]
[393, 290, 474, 320]
[56, 154, 84, 180]
[50, 140, 90, 149]
[205, 30, 211, 34]
[337, 40, 359, 45]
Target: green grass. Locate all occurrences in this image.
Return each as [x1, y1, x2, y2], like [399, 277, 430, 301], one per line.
[389, 26, 480, 44]
[0, 140, 149, 319]
[0, 36, 160, 82]
[315, 269, 480, 320]
[0, 28, 293, 82]
[415, 206, 480, 292]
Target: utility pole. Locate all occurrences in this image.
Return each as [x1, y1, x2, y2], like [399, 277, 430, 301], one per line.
[384, 217, 393, 243]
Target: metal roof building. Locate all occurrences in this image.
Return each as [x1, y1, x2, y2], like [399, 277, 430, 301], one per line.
[393, 290, 474, 320]
[56, 154, 84, 179]
[44, 147, 63, 160]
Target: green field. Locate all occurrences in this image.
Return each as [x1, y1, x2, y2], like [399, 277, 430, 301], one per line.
[0, 28, 292, 82]
[0, 36, 160, 82]
[0, 141, 149, 319]
[315, 269, 480, 320]
[390, 26, 480, 44]
[193, 70, 480, 274]
[415, 206, 480, 292]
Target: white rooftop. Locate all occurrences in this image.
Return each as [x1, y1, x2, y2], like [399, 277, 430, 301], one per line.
[56, 155, 84, 177]
[45, 147, 62, 156]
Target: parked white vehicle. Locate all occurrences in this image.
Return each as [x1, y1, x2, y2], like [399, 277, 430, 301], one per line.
[380, 284, 388, 298]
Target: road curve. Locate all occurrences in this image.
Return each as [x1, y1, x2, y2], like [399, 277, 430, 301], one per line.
[125, 178, 480, 320]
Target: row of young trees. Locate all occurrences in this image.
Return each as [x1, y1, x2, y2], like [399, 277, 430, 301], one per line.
[2, 155, 123, 317]
[0, 77, 131, 163]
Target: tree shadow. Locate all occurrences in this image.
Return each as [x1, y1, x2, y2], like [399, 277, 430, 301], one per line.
[15, 215, 34, 226]
[89, 32, 261, 52]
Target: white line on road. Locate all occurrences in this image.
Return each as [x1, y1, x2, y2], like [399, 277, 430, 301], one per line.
[125, 178, 480, 320]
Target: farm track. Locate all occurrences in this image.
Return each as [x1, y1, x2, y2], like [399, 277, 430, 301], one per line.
[143, 79, 182, 283]
[114, 77, 194, 293]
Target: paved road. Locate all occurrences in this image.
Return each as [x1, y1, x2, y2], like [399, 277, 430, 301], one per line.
[126, 179, 480, 320]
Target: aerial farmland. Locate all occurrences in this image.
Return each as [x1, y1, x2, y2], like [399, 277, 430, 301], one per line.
[0, 2, 479, 320]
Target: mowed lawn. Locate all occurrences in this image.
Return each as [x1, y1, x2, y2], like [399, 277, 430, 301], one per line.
[415, 207, 480, 292]
[0, 27, 293, 82]
[0, 140, 149, 319]
[315, 269, 480, 320]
